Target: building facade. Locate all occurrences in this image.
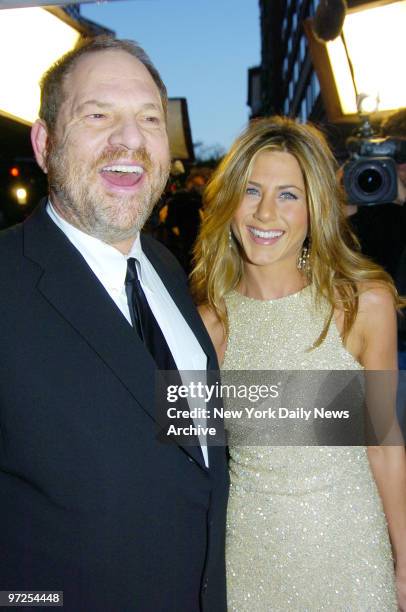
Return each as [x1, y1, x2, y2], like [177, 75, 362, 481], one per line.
[249, 0, 323, 123]
[249, 0, 384, 128]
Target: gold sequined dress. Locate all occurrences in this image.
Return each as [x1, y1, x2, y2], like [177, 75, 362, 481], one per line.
[223, 286, 397, 611]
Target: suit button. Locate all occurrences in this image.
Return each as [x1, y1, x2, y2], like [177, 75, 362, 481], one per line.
[188, 456, 195, 463]
[202, 579, 208, 594]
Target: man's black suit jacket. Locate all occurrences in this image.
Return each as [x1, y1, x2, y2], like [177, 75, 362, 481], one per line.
[0, 202, 229, 612]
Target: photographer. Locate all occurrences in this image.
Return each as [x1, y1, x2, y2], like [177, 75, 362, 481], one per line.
[347, 108, 406, 278]
[382, 109, 406, 206]
[381, 110, 406, 369]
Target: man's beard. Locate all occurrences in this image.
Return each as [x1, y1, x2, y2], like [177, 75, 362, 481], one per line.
[46, 139, 170, 244]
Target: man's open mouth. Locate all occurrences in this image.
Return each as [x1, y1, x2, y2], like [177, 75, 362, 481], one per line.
[100, 164, 145, 187]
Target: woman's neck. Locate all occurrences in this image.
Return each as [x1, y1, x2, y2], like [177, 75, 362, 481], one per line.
[237, 262, 308, 301]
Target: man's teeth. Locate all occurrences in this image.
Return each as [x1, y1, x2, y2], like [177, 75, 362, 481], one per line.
[102, 165, 144, 174]
[249, 227, 284, 239]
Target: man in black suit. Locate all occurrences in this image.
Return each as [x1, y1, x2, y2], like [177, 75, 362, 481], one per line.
[0, 36, 228, 611]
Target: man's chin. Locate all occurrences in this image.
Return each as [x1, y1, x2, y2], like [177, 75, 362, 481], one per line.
[100, 189, 157, 216]
[94, 210, 153, 242]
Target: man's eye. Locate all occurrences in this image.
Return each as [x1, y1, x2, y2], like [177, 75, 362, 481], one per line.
[279, 191, 298, 200]
[87, 113, 106, 119]
[144, 115, 161, 124]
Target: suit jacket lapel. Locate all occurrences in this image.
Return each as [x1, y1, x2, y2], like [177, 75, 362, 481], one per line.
[23, 202, 207, 468]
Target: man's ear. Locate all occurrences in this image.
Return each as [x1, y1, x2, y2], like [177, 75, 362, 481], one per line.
[31, 119, 50, 174]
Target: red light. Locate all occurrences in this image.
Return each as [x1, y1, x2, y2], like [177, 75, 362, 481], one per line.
[10, 167, 19, 177]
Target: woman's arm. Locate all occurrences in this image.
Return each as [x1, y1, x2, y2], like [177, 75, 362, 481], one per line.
[357, 285, 406, 611]
[198, 304, 227, 366]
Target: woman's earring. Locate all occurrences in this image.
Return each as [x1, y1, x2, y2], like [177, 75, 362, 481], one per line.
[297, 238, 311, 274]
[229, 229, 233, 249]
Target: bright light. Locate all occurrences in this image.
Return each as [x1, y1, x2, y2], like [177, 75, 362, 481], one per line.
[357, 93, 379, 115]
[0, 8, 80, 125]
[324, 38, 355, 115]
[326, 0, 406, 115]
[15, 187, 28, 205]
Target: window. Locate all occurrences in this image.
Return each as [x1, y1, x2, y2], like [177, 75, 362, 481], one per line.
[283, 57, 289, 78]
[282, 16, 288, 39]
[300, 98, 307, 122]
[300, 35, 306, 62]
[293, 60, 299, 84]
[311, 71, 320, 99]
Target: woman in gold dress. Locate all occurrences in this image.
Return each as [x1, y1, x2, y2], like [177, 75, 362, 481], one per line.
[191, 116, 406, 611]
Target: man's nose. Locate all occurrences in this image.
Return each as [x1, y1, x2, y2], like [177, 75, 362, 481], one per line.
[108, 118, 146, 150]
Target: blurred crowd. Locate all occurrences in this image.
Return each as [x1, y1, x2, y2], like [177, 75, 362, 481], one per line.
[146, 164, 212, 275]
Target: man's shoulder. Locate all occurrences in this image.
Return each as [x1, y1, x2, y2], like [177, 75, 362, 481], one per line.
[0, 222, 24, 257]
[0, 222, 34, 297]
[0, 199, 48, 255]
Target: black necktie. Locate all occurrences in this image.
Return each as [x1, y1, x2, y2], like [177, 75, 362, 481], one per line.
[125, 259, 209, 464]
[125, 257, 177, 371]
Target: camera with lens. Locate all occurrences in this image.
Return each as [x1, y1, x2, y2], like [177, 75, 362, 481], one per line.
[343, 125, 406, 206]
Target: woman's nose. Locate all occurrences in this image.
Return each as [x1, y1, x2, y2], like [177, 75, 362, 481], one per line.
[253, 195, 278, 223]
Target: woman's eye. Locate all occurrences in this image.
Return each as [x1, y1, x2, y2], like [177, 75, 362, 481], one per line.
[246, 186, 260, 196]
[279, 191, 298, 200]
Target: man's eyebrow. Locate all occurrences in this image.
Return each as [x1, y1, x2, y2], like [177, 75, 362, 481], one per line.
[75, 100, 113, 113]
[140, 103, 163, 112]
[75, 100, 163, 114]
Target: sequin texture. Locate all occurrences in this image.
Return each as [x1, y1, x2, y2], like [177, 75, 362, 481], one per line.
[223, 286, 397, 611]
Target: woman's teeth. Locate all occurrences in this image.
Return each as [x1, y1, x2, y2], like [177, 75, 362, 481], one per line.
[249, 227, 284, 239]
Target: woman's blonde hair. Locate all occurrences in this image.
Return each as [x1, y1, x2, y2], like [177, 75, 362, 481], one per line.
[190, 115, 405, 346]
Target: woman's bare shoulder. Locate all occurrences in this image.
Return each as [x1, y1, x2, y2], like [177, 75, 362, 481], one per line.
[354, 281, 397, 368]
[334, 281, 396, 364]
[357, 281, 395, 315]
[198, 304, 228, 364]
